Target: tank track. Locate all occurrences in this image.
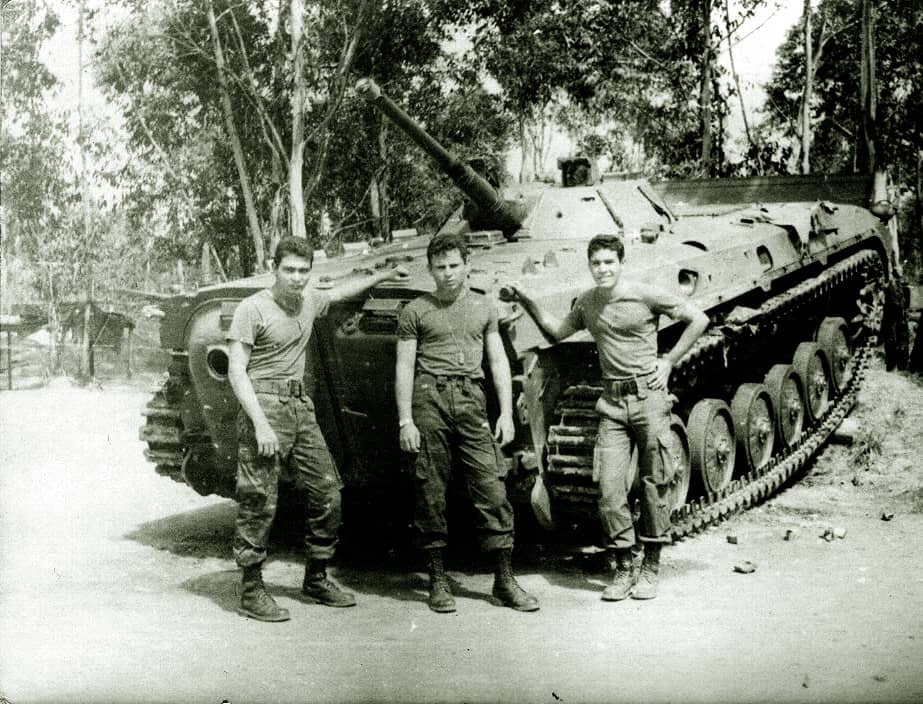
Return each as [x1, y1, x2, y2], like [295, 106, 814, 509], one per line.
[139, 352, 189, 484]
[544, 249, 884, 539]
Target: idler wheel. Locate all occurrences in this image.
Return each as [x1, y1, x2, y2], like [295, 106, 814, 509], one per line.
[792, 342, 830, 424]
[688, 399, 736, 495]
[816, 317, 852, 392]
[730, 383, 775, 472]
[763, 364, 805, 449]
[666, 414, 691, 513]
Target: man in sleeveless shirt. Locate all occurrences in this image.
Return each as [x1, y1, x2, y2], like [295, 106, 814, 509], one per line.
[395, 233, 539, 613]
[227, 236, 407, 621]
[508, 234, 708, 601]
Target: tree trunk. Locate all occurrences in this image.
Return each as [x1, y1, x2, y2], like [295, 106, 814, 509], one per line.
[858, 0, 878, 175]
[289, 0, 308, 240]
[724, 0, 761, 174]
[801, 0, 812, 174]
[207, 0, 266, 269]
[78, 0, 94, 382]
[378, 119, 391, 241]
[699, 0, 714, 175]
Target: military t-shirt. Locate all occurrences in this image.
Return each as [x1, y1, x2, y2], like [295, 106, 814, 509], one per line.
[564, 282, 697, 379]
[396, 289, 498, 379]
[226, 288, 331, 381]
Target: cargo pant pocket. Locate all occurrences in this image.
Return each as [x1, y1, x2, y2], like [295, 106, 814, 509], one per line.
[655, 431, 676, 486]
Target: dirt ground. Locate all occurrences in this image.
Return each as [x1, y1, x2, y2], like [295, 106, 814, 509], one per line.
[1, 353, 922, 704]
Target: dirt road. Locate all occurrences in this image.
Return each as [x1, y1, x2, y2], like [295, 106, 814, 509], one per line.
[1, 358, 922, 703]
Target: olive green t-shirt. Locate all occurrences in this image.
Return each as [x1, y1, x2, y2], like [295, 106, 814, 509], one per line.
[564, 282, 697, 379]
[396, 289, 498, 378]
[226, 288, 331, 381]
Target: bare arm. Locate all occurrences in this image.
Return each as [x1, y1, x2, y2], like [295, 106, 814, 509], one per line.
[505, 282, 578, 342]
[395, 337, 420, 453]
[649, 305, 710, 390]
[328, 265, 408, 303]
[485, 330, 515, 446]
[228, 340, 278, 457]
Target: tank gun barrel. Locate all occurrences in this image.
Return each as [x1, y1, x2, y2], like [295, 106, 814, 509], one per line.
[356, 78, 523, 237]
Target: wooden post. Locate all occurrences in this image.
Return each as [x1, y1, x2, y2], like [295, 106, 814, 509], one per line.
[5, 330, 12, 390]
[126, 329, 133, 379]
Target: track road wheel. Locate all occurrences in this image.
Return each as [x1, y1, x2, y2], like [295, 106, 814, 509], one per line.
[666, 415, 691, 513]
[816, 317, 852, 392]
[763, 365, 805, 449]
[793, 342, 830, 424]
[688, 399, 736, 495]
[730, 383, 775, 472]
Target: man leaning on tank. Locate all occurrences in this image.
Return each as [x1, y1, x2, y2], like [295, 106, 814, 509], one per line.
[395, 232, 539, 614]
[507, 233, 709, 601]
[226, 236, 407, 622]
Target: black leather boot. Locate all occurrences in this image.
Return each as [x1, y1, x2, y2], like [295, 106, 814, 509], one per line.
[302, 560, 357, 607]
[632, 543, 661, 600]
[601, 548, 635, 601]
[491, 548, 539, 612]
[426, 548, 456, 613]
[238, 564, 290, 622]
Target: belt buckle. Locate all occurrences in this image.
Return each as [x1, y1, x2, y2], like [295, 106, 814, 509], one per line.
[287, 379, 301, 397]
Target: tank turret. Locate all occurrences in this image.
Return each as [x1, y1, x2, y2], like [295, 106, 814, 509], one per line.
[355, 78, 526, 238]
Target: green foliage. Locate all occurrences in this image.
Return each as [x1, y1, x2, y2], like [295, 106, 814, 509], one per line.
[93, 0, 512, 271]
[760, 0, 923, 178]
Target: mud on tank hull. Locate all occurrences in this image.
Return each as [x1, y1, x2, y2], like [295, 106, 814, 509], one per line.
[140, 175, 894, 544]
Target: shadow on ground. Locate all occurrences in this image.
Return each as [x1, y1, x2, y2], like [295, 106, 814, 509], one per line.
[127, 496, 712, 611]
[125, 501, 237, 560]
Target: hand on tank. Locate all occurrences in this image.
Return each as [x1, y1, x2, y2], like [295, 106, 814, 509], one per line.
[493, 411, 515, 447]
[389, 264, 410, 280]
[254, 423, 280, 457]
[498, 281, 527, 302]
[648, 357, 672, 391]
[399, 422, 420, 453]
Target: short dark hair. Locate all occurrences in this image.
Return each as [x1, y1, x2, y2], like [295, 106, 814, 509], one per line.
[426, 233, 469, 265]
[273, 236, 314, 268]
[587, 233, 625, 262]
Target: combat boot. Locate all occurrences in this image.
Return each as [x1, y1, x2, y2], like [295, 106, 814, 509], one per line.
[601, 548, 635, 601]
[425, 548, 456, 613]
[631, 543, 661, 600]
[238, 564, 290, 622]
[301, 560, 357, 607]
[491, 548, 539, 612]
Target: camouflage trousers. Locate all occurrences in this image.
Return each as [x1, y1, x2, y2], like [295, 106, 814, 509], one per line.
[594, 384, 675, 549]
[410, 374, 514, 552]
[234, 391, 343, 568]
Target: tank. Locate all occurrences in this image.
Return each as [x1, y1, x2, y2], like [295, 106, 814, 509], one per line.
[140, 78, 896, 541]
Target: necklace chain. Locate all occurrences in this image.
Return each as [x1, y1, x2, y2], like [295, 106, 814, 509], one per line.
[447, 290, 469, 366]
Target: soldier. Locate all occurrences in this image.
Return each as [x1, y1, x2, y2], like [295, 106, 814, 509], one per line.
[228, 236, 407, 622]
[507, 233, 708, 601]
[395, 233, 539, 613]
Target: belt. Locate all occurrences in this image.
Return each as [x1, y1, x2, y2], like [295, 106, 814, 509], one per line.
[417, 373, 480, 389]
[602, 373, 654, 400]
[251, 379, 305, 397]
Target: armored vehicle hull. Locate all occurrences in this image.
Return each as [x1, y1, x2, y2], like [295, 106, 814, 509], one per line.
[141, 84, 895, 542]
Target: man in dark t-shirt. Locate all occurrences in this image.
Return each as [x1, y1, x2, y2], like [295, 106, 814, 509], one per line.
[395, 233, 539, 614]
[509, 233, 709, 602]
[227, 236, 407, 622]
